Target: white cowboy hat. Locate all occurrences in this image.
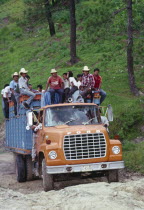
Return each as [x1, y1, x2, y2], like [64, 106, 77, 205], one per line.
[83, 66, 90, 71]
[19, 68, 28, 75]
[50, 68, 57, 74]
[12, 72, 19, 78]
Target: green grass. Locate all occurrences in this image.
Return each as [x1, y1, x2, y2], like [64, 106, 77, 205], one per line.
[0, 0, 144, 173]
[123, 141, 144, 173]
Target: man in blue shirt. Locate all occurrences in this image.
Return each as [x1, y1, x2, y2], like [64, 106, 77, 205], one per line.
[10, 72, 20, 116]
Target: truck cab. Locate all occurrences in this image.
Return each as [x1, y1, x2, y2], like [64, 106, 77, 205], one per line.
[5, 95, 124, 191]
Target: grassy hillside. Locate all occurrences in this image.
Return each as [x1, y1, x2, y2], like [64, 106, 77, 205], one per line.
[0, 0, 144, 173]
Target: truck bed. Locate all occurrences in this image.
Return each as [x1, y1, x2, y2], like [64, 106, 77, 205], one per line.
[5, 94, 41, 154]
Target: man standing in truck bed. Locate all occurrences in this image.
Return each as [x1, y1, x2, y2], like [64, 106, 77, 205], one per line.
[19, 68, 36, 109]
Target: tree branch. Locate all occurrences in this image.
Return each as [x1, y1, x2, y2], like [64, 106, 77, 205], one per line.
[112, 7, 127, 16]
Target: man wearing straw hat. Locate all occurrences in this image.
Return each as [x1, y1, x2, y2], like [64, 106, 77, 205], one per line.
[10, 72, 20, 115]
[18, 68, 36, 109]
[80, 66, 95, 100]
[45, 69, 64, 104]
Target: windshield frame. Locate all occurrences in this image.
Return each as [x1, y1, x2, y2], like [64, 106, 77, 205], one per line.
[44, 104, 101, 127]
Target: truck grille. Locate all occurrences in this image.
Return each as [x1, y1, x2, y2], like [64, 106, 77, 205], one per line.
[64, 133, 106, 160]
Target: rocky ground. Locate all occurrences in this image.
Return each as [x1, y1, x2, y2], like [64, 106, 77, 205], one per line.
[0, 123, 144, 210]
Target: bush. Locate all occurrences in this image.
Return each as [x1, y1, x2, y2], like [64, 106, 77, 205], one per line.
[110, 105, 143, 141]
[0, 0, 10, 4]
[123, 142, 144, 173]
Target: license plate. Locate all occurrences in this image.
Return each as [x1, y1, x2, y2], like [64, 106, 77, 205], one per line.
[82, 165, 92, 172]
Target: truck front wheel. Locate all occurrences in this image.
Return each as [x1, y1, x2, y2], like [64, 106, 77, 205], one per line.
[107, 169, 119, 183]
[15, 155, 26, 182]
[42, 159, 54, 191]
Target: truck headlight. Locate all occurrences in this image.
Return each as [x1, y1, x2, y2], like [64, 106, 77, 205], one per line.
[48, 151, 57, 159]
[112, 146, 120, 154]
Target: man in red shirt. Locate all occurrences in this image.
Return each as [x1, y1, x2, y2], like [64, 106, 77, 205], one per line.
[93, 68, 106, 104]
[46, 69, 64, 104]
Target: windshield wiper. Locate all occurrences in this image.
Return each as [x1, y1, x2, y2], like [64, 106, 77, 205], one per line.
[82, 118, 96, 125]
[65, 118, 77, 125]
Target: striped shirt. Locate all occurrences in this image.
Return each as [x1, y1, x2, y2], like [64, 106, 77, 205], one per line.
[81, 74, 95, 88]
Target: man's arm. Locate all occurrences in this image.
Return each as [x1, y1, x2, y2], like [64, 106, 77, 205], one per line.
[10, 88, 14, 94]
[59, 77, 64, 88]
[10, 81, 15, 94]
[98, 76, 102, 89]
[81, 76, 85, 87]
[61, 81, 64, 89]
[90, 75, 95, 88]
[6, 92, 10, 102]
[45, 81, 49, 91]
[18, 78, 23, 89]
[45, 78, 50, 91]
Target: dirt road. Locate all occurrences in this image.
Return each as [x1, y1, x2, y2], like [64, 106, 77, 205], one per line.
[0, 123, 144, 210]
[0, 152, 144, 210]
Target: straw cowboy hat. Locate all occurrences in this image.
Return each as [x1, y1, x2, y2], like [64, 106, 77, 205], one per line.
[19, 68, 28, 75]
[50, 69, 57, 74]
[12, 72, 19, 78]
[83, 66, 90, 71]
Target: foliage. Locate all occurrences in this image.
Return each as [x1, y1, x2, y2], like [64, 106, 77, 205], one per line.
[0, 0, 10, 4]
[109, 101, 144, 140]
[123, 142, 144, 173]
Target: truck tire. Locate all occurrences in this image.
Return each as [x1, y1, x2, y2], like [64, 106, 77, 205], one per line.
[42, 159, 54, 191]
[26, 155, 34, 181]
[15, 155, 26, 182]
[107, 169, 119, 183]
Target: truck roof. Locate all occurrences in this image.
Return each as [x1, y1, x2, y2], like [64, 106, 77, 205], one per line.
[42, 103, 99, 109]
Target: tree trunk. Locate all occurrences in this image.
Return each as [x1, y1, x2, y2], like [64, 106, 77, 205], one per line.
[127, 0, 139, 95]
[45, 0, 55, 36]
[52, 0, 55, 6]
[69, 0, 78, 64]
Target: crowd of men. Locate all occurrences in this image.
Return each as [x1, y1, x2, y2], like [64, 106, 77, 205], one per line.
[1, 66, 106, 119]
[46, 66, 106, 104]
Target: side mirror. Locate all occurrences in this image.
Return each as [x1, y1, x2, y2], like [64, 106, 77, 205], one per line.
[26, 111, 33, 130]
[107, 104, 113, 122]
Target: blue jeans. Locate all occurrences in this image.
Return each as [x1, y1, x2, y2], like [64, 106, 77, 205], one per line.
[2, 99, 6, 117]
[68, 86, 78, 99]
[100, 89, 106, 104]
[49, 88, 64, 104]
[20, 89, 36, 105]
[44, 92, 51, 106]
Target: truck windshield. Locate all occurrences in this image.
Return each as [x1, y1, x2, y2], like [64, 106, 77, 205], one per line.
[44, 105, 100, 127]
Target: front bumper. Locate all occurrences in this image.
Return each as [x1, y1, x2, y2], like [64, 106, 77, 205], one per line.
[46, 161, 124, 174]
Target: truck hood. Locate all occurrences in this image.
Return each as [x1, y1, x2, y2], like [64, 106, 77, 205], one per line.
[43, 124, 108, 137]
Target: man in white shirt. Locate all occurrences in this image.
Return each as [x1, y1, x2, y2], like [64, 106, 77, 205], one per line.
[19, 68, 36, 109]
[3, 84, 12, 119]
[1, 84, 9, 118]
[1, 88, 4, 97]
[67, 71, 78, 101]
[77, 74, 83, 89]
[63, 73, 70, 102]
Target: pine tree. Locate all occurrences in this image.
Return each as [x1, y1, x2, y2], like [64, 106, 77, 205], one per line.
[127, 0, 139, 95]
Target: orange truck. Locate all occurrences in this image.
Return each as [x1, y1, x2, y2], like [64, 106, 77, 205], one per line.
[5, 94, 124, 191]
